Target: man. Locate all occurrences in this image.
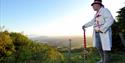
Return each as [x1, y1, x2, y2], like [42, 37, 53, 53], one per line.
[82, 0, 114, 63]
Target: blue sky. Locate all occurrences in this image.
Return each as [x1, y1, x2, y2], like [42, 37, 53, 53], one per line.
[0, 0, 125, 36]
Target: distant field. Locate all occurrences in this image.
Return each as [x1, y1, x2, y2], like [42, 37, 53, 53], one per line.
[30, 36, 93, 48]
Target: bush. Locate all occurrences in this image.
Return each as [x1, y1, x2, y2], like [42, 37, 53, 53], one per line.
[0, 31, 64, 63]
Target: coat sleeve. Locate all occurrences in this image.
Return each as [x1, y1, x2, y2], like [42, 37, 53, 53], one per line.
[100, 9, 114, 33]
[84, 18, 95, 28]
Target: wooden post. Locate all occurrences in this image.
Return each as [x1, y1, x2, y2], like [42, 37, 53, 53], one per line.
[68, 39, 71, 63]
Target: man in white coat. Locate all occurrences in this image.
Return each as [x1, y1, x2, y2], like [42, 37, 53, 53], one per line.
[82, 0, 114, 63]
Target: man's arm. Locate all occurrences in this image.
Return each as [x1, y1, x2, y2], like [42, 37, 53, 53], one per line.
[83, 18, 95, 29]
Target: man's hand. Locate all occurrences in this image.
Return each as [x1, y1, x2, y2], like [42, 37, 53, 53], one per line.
[95, 27, 103, 33]
[95, 27, 100, 32]
[98, 30, 103, 33]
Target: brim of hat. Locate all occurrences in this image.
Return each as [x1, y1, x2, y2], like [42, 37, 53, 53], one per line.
[91, 3, 103, 6]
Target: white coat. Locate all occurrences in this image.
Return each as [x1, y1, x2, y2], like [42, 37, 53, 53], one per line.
[84, 7, 114, 51]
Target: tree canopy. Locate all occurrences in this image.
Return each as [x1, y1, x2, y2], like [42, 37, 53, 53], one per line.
[112, 6, 125, 51]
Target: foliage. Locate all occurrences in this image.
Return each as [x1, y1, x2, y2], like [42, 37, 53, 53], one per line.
[10, 32, 31, 47]
[112, 6, 125, 51]
[0, 31, 64, 63]
[116, 6, 125, 33]
[0, 31, 15, 58]
[29, 42, 64, 63]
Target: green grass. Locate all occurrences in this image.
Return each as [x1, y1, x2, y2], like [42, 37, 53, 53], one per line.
[62, 48, 125, 63]
[110, 52, 125, 63]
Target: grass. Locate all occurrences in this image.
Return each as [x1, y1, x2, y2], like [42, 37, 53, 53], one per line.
[110, 52, 125, 63]
[62, 48, 125, 63]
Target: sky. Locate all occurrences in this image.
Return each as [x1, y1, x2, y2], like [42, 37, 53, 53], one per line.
[0, 0, 125, 37]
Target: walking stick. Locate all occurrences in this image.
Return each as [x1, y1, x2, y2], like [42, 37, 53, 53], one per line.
[83, 29, 88, 63]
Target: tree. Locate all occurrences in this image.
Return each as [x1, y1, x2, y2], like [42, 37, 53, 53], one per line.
[112, 6, 125, 51]
[117, 7, 125, 33]
[10, 32, 31, 47]
[0, 32, 15, 57]
[117, 7, 125, 46]
[9, 32, 32, 63]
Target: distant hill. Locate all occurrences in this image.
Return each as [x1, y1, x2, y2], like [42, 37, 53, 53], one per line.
[29, 36, 92, 49]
